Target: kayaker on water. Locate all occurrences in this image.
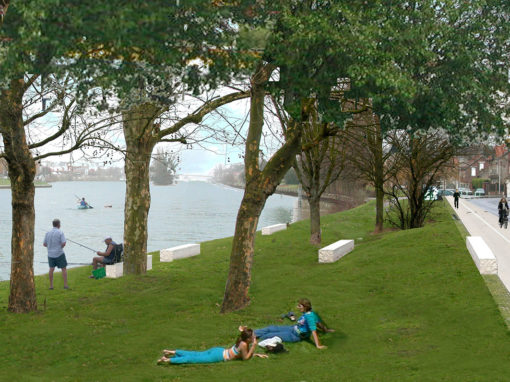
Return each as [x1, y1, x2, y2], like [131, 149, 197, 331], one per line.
[80, 197, 89, 208]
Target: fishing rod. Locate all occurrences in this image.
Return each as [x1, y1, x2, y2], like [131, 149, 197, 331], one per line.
[40, 261, 92, 265]
[38, 228, 98, 253]
[0, 261, 91, 265]
[0, 259, 91, 265]
[65, 238, 98, 253]
[0, 234, 95, 266]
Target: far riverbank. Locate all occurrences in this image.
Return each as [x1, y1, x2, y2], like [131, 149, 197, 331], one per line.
[0, 184, 52, 188]
[0, 179, 52, 188]
[217, 182, 361, 214]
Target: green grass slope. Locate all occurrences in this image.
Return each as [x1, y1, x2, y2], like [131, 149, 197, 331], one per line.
[1, 201, 509, 382]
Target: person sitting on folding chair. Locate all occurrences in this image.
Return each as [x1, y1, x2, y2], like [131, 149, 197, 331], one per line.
[89, 236, 117, 279]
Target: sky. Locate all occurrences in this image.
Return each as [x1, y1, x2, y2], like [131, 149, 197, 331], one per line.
[154, 98, 251, 175]
[36, 91, 285, 176]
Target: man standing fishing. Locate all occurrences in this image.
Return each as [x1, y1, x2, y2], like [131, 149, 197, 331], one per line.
[43, 218, 69, 290]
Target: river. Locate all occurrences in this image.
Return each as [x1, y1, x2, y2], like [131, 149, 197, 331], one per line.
[0, 181, 300, 281]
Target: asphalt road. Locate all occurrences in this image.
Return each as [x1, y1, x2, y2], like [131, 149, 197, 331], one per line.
[466, 197, 501, 218]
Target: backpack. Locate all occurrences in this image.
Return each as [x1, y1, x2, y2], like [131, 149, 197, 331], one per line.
[112, 243, 124, 263]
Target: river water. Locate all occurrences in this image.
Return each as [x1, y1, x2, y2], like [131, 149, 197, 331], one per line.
[0, 181, 299, 281]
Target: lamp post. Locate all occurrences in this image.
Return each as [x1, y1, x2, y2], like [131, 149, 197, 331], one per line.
[498, 159, 501, 194]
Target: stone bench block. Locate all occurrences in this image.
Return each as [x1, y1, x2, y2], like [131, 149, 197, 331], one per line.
[106, 262, 123, 278]
[147, 255, 152, 271]
[160, 244, 200, 262]
[261, 223, 287, 235]
[466, 236, 497, 274]
[318, 240, 354, 263]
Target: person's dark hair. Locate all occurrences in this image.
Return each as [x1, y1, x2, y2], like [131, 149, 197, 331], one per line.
[298, 298, 312, 312]
[266, 343, 287, 353]
[52, 219, 60, 228]
[236, 328, 253, 347]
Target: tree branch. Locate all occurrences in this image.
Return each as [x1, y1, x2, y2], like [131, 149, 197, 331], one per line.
[28, 99, 75, 149]
[22, 74, 39, 94]
[24, 98, 61, 126]
[157, 90, 249, 140]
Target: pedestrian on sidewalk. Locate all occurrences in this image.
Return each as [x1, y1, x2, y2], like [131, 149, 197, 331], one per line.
[453, 189, 460, 209]
[498, 197, 509, 225]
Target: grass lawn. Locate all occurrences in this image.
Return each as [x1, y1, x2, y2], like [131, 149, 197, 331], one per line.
[1, 200, 509, 381]
[276, 184, 299, 193]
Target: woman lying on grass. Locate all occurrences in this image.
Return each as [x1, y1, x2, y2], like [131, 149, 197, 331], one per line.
[247, 298, 334, 350]
[157, 327, 268, 365]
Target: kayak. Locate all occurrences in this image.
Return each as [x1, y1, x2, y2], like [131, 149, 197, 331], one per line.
[77, 205, 93, 209]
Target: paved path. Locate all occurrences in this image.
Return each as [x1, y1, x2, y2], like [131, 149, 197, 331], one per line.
[446, 196, 510, 292]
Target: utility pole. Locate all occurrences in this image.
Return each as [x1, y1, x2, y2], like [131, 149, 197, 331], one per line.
[498, 159, 501, 194]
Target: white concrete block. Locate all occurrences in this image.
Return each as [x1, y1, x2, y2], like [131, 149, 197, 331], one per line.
[147, 255, 152, 271]
[262, 223, 287, 235]
[318, 240, 354, 263]
[106, 262, 123, 278]
[160, 244, 200, 262]
[466, 236, 497, 274]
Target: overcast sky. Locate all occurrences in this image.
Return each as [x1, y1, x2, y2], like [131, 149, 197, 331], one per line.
[34, 85, 287, 176]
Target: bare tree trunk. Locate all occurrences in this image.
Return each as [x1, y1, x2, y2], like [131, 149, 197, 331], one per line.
[0, 1, 10, 28]
[121, 92, 248, 275]
[221, 64, 268, 313]
[122, 103, 160, 275]
[221, 186, 266, 311]
[308, 195, 321, 244]
[374, 184, 384, 232]
[0, 79, 37, 313]
[221, 62, 302, 313]
[373, 118, 384, 233]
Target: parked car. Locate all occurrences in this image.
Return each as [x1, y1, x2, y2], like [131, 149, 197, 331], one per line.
[424, 187, 439, 201]
[474, 188, 485, 196]
[438, 189, 454, 196]
[459, 188, 473, 197]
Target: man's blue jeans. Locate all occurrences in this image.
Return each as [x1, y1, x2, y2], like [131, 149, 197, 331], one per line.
[254, 325, 302, 342]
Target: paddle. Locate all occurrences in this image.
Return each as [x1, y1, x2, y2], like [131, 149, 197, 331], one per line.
[74, 194, 93, 209]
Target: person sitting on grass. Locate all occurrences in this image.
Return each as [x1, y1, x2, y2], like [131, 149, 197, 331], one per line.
[247, 298, 334, 350]
[157, 327, 268, 365]
[89, 236, 116, 279]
